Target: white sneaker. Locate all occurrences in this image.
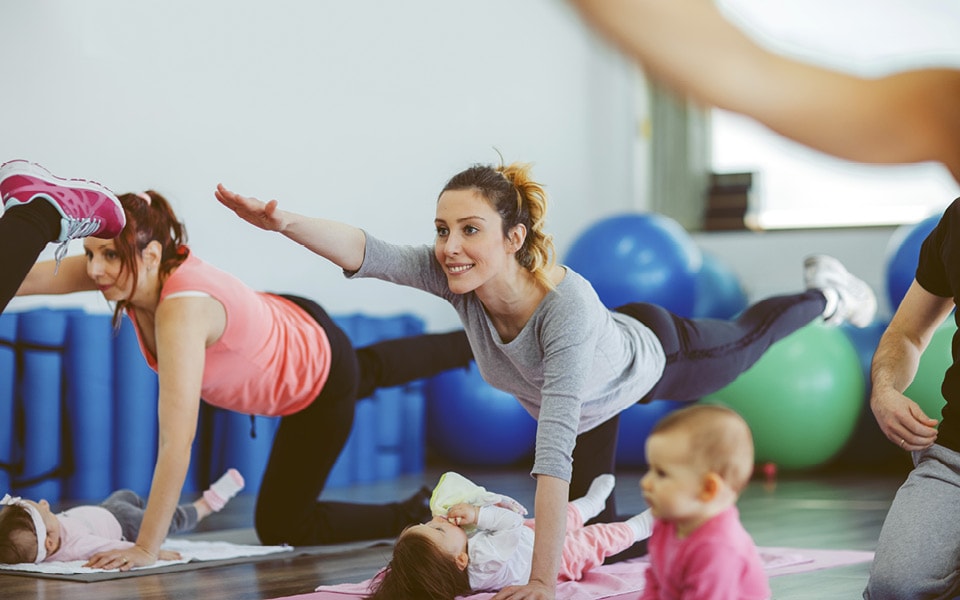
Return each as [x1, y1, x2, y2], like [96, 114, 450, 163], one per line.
[803, 254, 877, 327]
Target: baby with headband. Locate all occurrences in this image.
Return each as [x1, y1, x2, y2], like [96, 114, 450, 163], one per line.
[0, 469, 243, 565]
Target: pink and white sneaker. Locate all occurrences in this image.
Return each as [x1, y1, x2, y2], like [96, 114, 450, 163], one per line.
[0, 159, 125, 243]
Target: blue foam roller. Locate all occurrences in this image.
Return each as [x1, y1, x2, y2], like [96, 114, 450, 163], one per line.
[0, 313, 18, 494]
[400, 387, 425, 474]
[332, 315, 359, 346]
[326, 425, 357, 489]
[17, 309, 68, 502]
[113, 317, 158, 496]
[213, 409, 279, 496]
[350, 314, 379, 347]
[65, 313, 114, 501]
[353, 399, 377, 483]
[375, 388, 404, 448]
[180, 421, 206, 496]
[376, 452, 402, 481]
[185, 403, 220, 495]
[401, 315, 425, 337]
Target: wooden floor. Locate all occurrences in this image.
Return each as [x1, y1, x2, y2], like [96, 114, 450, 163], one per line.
[1, 464, 908, 600]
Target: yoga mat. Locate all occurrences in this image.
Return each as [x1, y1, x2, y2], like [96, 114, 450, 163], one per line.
[64, 312, 114, 501]
[0, 535, 393, 582]
[0, 312, 17, 494]
[303, 546, 874, 600]
[17, 309, 69, 502]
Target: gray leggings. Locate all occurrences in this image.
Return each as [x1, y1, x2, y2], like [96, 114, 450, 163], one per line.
[100, 490, 198, 542]
[865, 444, 960, 600]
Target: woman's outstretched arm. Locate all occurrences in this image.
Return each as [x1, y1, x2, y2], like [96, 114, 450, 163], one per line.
[215, 183, 367, 272]
[568, 0, 960, 182]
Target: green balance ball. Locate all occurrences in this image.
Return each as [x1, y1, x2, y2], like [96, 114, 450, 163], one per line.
[703, 322, 864, 470]
[903, 323, 955, 422]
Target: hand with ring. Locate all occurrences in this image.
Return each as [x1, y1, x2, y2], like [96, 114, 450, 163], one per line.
[84, 545, 161, 571]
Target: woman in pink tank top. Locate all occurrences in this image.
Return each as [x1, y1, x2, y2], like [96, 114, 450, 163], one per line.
[12, 177, 473, 571]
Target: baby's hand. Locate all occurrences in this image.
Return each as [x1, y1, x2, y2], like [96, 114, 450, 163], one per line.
[493, 495, 528, 516]
[446, 503, 479, 527]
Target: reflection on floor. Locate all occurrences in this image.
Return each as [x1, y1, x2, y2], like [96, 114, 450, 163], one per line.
[0, 464, 907, 600]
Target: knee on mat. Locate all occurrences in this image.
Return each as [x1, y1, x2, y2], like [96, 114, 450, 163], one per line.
[255, 512, 300, 546]
[864, 570, 923, 600]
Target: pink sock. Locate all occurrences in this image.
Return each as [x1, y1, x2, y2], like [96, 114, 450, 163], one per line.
[203, 468, 245, 512]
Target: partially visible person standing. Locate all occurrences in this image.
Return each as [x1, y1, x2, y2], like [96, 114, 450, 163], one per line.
[217, 160, 875, 600]
[866, 197, 960, 599]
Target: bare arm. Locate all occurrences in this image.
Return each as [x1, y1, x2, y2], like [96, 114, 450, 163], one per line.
[85, 298, 214, 570]
[871, 280, 953, 450]
[16, 255, 97, 296]
[492, 474, 568, 600]
[568, 0, 960, 182]
[214, 184, 367, 272]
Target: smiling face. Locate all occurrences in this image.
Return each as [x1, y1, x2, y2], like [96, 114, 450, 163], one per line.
[402, 515, 469, 567]
[434, 189, 524, 296]
[21, 499, 61, 559]
[641, 430, 710, 528]
[83, 238, 137, 302]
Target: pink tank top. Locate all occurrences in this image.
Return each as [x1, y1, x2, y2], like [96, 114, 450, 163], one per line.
[128, 251, 331, 416]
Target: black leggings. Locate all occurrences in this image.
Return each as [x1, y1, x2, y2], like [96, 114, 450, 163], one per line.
[0, 202, 60, 313]
[570, 291, 827, 523]
[254, 295, 473, 545]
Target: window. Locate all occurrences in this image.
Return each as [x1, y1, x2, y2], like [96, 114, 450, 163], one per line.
[712, 0, 960, 229]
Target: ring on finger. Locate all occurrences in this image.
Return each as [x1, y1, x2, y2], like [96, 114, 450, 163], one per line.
[900, 438, 906, 449]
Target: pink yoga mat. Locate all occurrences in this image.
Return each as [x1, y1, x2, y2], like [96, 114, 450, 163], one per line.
[289, 546, 874, 600]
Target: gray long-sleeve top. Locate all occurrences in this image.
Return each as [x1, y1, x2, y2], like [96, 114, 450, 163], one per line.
[349, 234, 666, 481]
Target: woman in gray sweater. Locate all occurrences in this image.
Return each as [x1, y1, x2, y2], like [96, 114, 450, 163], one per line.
[215, 162, 875, 600]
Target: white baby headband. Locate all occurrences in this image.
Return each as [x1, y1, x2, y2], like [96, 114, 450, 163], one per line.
[0, 493, 47, 562]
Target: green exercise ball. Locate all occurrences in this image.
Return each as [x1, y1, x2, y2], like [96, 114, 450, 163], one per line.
[702, 322, 864, 470]
[903, 323, 955, 422]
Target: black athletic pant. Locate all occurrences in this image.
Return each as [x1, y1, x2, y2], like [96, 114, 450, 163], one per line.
[255, 295, 474, 545]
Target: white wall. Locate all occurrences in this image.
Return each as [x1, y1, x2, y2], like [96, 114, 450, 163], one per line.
[1, 1, 909, 329]
[2, 0, 639, 331]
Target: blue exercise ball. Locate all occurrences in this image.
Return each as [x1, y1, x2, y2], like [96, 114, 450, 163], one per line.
[693, 251, 748, 319]
[885, 214, 939, 312]
[425, 362, 537, 466]
[615, 400, 686, 467]
[565, 213, 702, 317]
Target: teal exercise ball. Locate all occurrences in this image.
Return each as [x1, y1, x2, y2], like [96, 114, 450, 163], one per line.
[903, 323, 954, 422]
[834, 321, 908, 470]
[565, 213, 702, 317]
[702, 323, 864, 470]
